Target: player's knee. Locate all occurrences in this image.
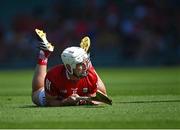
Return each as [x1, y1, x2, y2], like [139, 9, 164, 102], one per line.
[32, 88, 46, 107]
[32, 92, 40, 106]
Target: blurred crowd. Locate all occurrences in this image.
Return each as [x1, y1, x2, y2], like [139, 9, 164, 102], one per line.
[0, 0, 179, 68]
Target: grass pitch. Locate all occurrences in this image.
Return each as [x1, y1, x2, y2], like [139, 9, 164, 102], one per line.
[0, 67, 179, 128]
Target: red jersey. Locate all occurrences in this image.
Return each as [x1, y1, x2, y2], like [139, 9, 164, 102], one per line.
[44, 64, 98, 99]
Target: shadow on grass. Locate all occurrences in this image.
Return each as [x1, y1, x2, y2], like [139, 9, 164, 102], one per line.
[19, 105, 39, 108]
[116, 99, 180, 104]
[19, 104, 106, 108]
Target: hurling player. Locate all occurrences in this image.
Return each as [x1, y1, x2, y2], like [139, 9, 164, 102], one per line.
[32, 29, 107, 106]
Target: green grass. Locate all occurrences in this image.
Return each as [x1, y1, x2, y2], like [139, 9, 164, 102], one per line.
[0, 67, 180, 128]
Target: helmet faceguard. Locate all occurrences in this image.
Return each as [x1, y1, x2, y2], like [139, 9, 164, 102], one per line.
[61, 47, 90, 78]
[73, 56, 90, 77]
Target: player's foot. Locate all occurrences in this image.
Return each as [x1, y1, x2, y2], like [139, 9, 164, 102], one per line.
[35, 29, 54, 52]
[35, 29, 54, 65]
[80, 36, 90, 52]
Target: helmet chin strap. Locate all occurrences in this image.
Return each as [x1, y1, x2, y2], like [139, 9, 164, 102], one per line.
[66, 69, 87, 80]
[72, 70, 88, 79]
[65, 66, 87, 80]
[73, 72, 87, 79]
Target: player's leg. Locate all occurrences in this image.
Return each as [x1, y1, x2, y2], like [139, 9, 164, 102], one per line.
[31, 29, 54, 106]
[31, 50, 52, 106]
[32, 49, 51, 92]
[32, 56, 47, 93]
[32, 65, 46, 106]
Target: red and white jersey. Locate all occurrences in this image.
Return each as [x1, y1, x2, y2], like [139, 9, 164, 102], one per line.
[44, 64, 98, 99]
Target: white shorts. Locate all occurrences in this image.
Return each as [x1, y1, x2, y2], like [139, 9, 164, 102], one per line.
[32, 88, 46, 106]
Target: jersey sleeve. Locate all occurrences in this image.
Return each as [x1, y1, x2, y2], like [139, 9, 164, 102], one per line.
[44, 73, 58, 97]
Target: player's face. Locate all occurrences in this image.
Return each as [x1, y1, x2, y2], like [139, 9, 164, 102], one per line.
[74, 58, 90, 78]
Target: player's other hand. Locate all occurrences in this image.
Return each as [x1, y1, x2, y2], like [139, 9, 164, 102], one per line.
[69, 94, 93, 105]
[62, 94, 80, 106]
[62, 94, 94, 106]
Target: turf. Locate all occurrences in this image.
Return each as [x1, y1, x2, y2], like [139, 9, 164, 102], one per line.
[0, 67, 179, 128]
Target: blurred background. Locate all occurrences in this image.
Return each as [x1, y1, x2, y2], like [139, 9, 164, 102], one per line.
[0, 1, 179, 128]
[0, 0, 179, 69]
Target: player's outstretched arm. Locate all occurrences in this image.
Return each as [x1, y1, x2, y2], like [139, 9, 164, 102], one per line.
[94, 70, 107, 95]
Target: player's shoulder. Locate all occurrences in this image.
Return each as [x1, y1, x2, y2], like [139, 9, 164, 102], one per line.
[49, 64, 64, 71]
[46, 64, 65, 77]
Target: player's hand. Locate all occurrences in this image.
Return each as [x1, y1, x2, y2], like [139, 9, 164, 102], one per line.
[62, 94, 81, 106]
[70, 94, 93, 105]
[62, 94, 93, 106]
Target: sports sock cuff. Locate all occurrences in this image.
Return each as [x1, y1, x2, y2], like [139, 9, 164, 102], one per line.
[37, 50, 49, 65]
[38, 58, 48, 65]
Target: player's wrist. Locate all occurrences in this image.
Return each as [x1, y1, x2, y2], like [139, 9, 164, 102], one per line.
[61, 97, 79, 106]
